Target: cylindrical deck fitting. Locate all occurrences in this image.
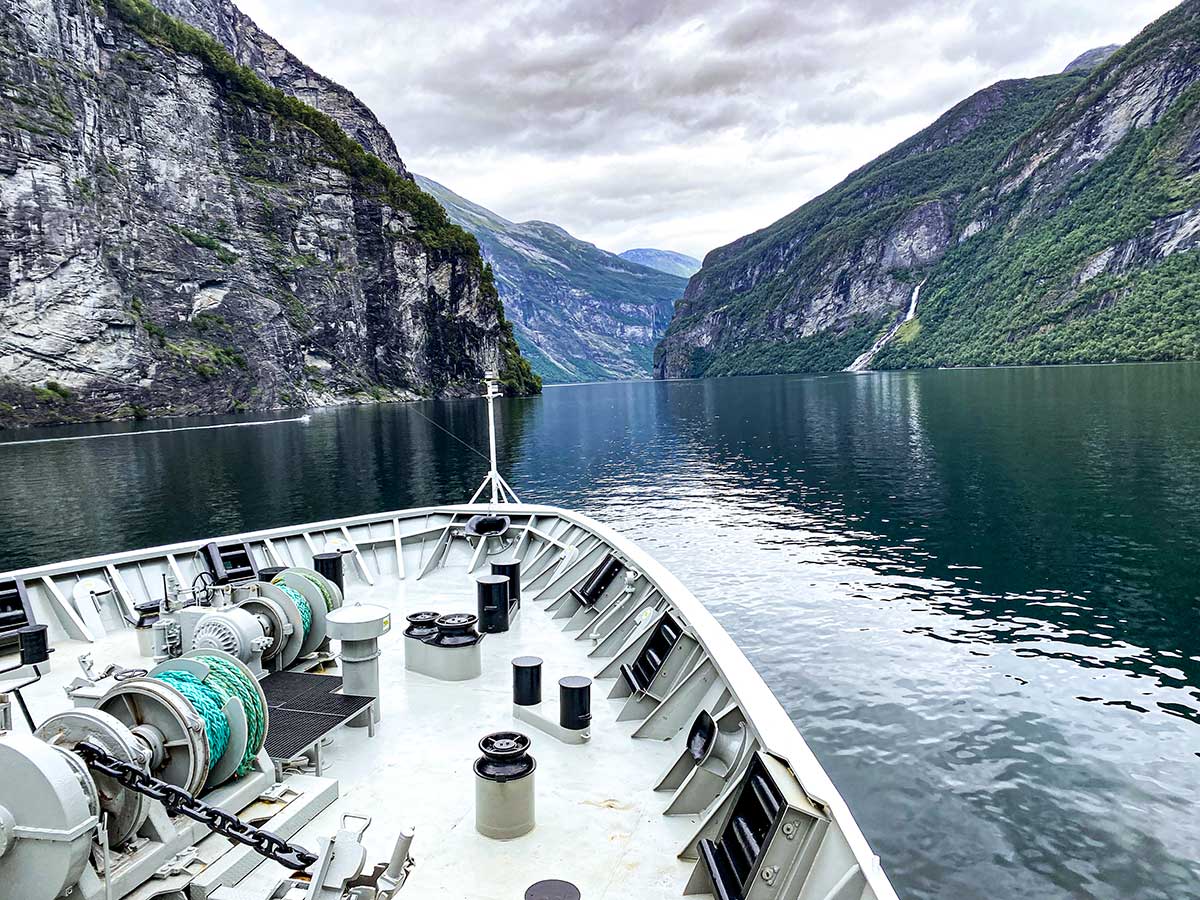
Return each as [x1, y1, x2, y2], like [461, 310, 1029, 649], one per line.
[403, 611, 440, 673]
[414, 615, 483, 682]
[491, 555, 522, 607]
[325, 604, 391, 727]
[559, 676, 592, 732]
[313, 552, 345, 595]
[512, 656, 543, 706]
[476, 574, 511, 634]
[474, 731, 535, 840]
[17, 625, 50, 666]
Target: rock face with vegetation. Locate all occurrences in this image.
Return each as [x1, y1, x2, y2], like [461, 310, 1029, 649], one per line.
[656, 2, 1200, 378]
[0, 0, 537, 426]
[417, 176, 686, 383]
[152, 0, 406, 176]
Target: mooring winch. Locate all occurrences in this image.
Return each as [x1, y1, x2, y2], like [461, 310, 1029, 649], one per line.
[151, 566, 343, 675]
[0, 638, 414, 900]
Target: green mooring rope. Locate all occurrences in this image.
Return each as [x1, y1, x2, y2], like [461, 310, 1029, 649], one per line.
[299, 571, 336, 611]
[153, 668, 230, 766]
[274, 582, 311, 636]
[195, 654, 266, 777]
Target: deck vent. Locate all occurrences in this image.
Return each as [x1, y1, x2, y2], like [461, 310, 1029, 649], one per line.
[475, 731, 536, 840]
[684, 753, 833, 900]
[0, 578, 33, 650]
[201, 541, 259, 584]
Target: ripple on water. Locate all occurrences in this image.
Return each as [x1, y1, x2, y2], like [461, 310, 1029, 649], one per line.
[2, 369, 1199, 899]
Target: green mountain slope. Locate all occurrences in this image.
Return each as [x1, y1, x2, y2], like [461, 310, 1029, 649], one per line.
[656, 1, 1200, 378]
[416, 176, 686, 383]
[875, 7, 1200, 369]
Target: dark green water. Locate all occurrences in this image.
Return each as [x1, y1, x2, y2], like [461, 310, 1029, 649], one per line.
[2, 364, 1198, 900]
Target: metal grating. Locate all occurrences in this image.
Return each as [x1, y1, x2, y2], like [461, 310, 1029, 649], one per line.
[264, 709, 348, 760]
[261, 670, 373, 759]
[260, 671, 343, 708]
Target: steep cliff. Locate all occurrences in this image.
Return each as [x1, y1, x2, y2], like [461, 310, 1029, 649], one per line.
[656, 1, 1200, 378]
[0, 0, 537, 426]
[151, 0, 406, 176]
[1063, 45, 1121, 74]
[654, 74, 1084, 377]
[417, 175, 685, 382]
[875, 3, 1200, 369]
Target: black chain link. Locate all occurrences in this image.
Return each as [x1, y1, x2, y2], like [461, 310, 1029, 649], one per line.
[76, 742, 317, 870]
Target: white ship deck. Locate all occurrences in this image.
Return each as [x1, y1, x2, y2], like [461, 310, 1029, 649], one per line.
[2, 503, 897, 900]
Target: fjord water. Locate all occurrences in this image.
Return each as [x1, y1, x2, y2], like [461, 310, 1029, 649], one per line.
[2, 365, 1198, 900]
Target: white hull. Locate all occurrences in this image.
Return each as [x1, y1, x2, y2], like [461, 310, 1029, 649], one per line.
[0, 503, 898, 900]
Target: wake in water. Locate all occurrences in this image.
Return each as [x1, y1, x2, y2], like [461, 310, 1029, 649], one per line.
[0, 414, 311, 448]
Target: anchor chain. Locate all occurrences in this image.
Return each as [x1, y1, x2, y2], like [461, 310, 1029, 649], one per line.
[75, 741, 318, 870]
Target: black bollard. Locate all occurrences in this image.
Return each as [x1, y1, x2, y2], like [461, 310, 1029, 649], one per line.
[476, 574, 511, 634]
[559, 676, 592, 731]
[313, 552, 345, 594]
[512, 656, 543, 706]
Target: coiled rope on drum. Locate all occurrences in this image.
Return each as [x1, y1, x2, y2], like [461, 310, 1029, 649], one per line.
[195, 654, 266, 776]
[298, 572, 336, 611]
[152, 668, 230, 766]
[274, 582, 311, 636]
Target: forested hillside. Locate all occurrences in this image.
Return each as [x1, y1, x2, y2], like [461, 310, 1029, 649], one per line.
[656, 1, 1200, 378]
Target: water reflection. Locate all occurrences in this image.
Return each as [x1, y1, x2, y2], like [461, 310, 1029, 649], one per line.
[1, 365, 1199, 899]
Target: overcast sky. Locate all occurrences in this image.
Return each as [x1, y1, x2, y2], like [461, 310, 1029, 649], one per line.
[238, 0, 1178, 260]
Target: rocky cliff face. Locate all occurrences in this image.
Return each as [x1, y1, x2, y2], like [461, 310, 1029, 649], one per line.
[656, 2, 1200, 378]
[1063, 45, 1121, 74]
[873, 2, 1200, 369]
[655, 74, 1084, 378]
[0, 0, 535, 426]
[417, 175, 685, 382]
[152, 0, 407, 177]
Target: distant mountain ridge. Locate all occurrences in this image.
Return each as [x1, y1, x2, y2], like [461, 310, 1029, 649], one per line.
[1063, 44, 1121, 73]
[655, 4, 1200, 378]
[619, 249, 701, 278]
[416, 176, 687, 383]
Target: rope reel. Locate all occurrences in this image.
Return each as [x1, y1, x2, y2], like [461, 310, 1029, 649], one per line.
[262, 567, 340, 659]
[92, 650, 268, 793]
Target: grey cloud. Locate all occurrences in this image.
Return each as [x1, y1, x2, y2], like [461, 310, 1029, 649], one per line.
[238, 0, 1179, 257]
